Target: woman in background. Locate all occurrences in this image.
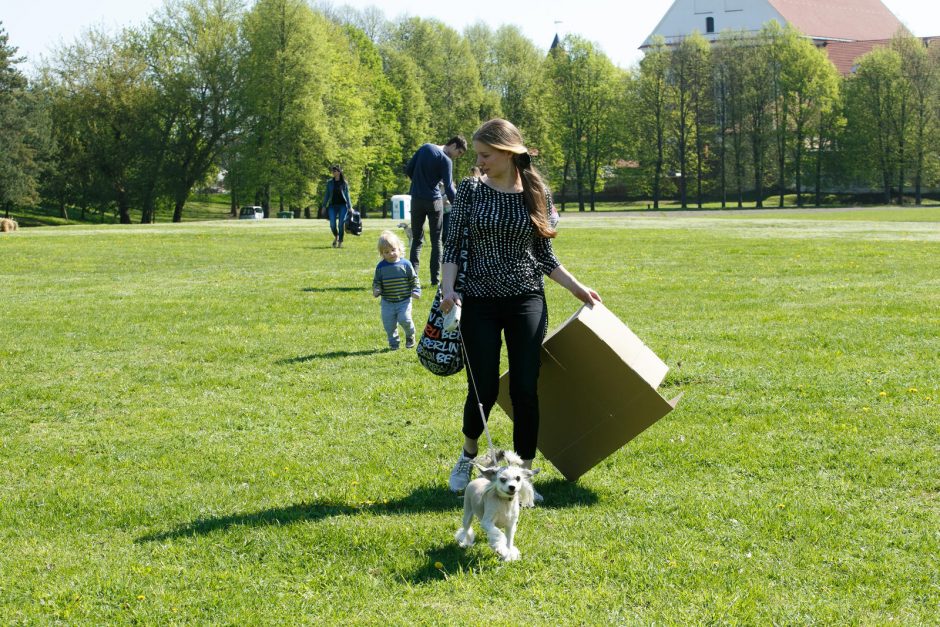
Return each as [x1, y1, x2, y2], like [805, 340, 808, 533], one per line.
[322, 165, 352, 248]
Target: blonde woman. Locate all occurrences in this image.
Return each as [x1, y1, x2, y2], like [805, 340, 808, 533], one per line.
[440, 119, 600, 499]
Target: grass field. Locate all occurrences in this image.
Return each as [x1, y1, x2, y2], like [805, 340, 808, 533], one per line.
[1, 212, 938, 624]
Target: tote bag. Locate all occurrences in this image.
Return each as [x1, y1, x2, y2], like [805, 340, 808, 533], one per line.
[415, 179, 476, 376]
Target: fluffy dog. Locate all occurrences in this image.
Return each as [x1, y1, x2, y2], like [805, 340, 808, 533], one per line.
[0, 218, 17, 233]
[397, 221, 413, 248]
[455, 450, 539, 562]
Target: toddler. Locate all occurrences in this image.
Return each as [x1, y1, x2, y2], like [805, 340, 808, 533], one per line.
[373, 230, 421, 349]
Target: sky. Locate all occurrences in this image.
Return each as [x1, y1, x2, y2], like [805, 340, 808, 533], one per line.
[4, 0, 939, 73]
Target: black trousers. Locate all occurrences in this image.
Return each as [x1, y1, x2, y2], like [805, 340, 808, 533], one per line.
[460, 293, 548, 460]
[409, 197, 443, 285]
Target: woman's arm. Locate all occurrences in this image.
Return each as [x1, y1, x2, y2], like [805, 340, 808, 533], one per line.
[440, 262, 460, 313]
[321, 180, 331, 209]
[548, 265, 601, 306]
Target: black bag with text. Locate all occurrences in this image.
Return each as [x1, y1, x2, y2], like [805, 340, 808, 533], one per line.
[415, 179, 476, 376]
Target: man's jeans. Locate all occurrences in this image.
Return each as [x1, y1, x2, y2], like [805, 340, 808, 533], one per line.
[380, 298, 415, 348]
[409, 197, 443, 285]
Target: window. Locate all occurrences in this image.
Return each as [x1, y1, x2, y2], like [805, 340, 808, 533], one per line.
[706, 17, 715, 33]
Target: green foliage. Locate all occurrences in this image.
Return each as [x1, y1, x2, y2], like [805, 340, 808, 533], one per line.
[7, 10, 940, 220]
[0, 23, 45, 213]
[1, 215, 938, 622]
[386, 17, 485, 141]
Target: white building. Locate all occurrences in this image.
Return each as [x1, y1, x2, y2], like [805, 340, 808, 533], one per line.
[641, 0, 912, 73]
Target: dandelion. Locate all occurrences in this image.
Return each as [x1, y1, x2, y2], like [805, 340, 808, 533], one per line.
[907, 388, 918, 393]
[862, 406, 870, 412]
[434, 561, 444, 570]
[137, 595, 146, 601]
[879, 391, 887, 397]
[777, 503, 785, 509]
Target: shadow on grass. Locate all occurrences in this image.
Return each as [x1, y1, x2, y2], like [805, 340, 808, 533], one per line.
[301, 286, 364, 293]
[137, 480, 597, 544]
[406, 545, 485, 584]
[277, 348, 389, 363]
[137, 483, 461, 543]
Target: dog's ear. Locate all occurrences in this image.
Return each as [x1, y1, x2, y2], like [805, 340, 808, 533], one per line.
[523, 468, 540, 478]
[476, 465, 500, 480]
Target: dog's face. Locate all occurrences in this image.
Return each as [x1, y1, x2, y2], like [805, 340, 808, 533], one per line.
[481, 465, 539, 500]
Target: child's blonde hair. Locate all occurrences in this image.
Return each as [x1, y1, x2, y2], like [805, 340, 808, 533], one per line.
[378, 230, 404, 255]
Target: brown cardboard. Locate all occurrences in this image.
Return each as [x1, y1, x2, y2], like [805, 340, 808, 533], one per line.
[496, 302, 681, 481]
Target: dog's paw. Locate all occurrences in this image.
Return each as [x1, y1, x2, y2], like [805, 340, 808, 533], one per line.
[492, 542, 510, 560]
[504, 546, 521, 562]
[455, 528, 475, 548]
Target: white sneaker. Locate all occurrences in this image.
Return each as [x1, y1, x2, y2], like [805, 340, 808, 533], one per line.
[448, 453, 474, 492]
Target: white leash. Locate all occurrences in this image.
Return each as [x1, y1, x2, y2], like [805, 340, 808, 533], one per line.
[450, 307, 496, 455]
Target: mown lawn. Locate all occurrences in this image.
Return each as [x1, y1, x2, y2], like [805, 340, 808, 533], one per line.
[0, 214, 937, 624]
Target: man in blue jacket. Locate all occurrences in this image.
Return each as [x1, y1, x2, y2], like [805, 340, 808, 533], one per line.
[405, 136, 467, 286]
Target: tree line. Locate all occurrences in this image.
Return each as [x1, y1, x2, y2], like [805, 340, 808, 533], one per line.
[1, 1, 939, 223]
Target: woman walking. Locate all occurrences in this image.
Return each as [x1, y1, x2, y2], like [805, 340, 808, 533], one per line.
[440, 119, 600, 500]
[322, 165, 352, 248]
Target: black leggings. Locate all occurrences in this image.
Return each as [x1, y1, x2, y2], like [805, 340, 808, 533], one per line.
[460, 293, 547, 460]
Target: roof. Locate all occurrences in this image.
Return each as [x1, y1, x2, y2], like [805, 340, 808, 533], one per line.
[823, 36, 940, 75]
[767, 0, 904, 41]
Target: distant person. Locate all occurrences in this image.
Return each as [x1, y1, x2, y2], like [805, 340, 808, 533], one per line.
[404, 137, 467, 286]
[322, 165, 352, 248]
[373, 230, 421, 350]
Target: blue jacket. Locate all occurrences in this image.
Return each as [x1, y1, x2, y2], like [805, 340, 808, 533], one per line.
[322, 178, 352, 210]
[405, 144, 456, 203]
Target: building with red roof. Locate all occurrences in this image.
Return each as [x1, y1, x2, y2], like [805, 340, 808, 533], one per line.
[641, 0, 934, 74]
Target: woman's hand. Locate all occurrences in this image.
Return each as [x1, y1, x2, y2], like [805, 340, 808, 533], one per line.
[570, 281, 601, 306]
[441, 289, 461, 314]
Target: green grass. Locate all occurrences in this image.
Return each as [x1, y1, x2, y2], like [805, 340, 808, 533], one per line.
[1, 215, 938, 623]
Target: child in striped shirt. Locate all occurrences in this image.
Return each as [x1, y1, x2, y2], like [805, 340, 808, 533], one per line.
[373, 230, 421, 350]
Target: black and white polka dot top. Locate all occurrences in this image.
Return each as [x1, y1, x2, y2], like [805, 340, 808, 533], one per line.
[443, 177, 561, 298]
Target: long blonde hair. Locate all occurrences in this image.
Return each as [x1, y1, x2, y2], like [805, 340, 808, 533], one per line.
[472, 119, 556, 239]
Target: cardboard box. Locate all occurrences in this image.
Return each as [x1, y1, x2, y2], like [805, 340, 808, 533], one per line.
[497, 303, 681, 481]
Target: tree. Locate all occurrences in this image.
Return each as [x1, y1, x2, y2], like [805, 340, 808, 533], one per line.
[381, 48, 431, 174]
[342, 25, 402, 213]
[776, 25, 840, 207]
[0, 24, 45, 216]
[894, 33, 937, 205]
[845, 47, 904, 203]
[41, 29, 153, 223]
[637, 37, 671, 209]
[387, 18, 484, 141]
[235, 0, 337, 216]
[669, 32, 710, 208]
[742, 28, 775, 208]
[143, 0, 244, 222]
[544, 35, 618, 211]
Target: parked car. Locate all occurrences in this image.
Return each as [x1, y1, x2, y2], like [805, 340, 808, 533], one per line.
[239, 206, 264, 220]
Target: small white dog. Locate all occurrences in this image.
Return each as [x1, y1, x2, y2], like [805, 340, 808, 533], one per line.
[396, 221, 413, 248]
[455, 450, 539, 562]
